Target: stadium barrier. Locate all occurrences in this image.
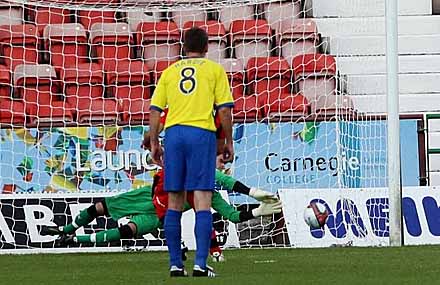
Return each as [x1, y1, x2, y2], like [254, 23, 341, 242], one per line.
[3, 186, 440, 253]
[0, 119, 424, 251]
[0, 190, 239, 254]
[280, 187, 440, 247]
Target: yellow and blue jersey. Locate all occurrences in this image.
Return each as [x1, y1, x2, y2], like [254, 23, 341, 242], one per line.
[150, 58, 234, 132]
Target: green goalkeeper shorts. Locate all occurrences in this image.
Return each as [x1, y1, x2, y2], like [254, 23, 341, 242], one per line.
[105, 186, 157, 221]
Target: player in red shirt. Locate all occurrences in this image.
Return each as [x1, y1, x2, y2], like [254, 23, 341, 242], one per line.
[152, 165, 278, 262]
[143, 110, 277, 262]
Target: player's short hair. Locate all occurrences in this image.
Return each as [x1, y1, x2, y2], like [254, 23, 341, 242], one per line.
[184, 27, 208, 54]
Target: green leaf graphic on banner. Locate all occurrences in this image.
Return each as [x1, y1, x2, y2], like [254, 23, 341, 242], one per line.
[17, 156, 33, 176]
[293, 122, 319, 144]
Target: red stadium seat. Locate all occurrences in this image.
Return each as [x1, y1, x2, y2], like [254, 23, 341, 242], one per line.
[264, 1, 301, 30]
[90, 23, 133, 68]
[183, 20, 227, 61]
[137, 21, 180, 69]
[218, 4, 255, 32]
[119, 97, 151, 124]
[219, 58, 245, 99]
[0, 24, 38, 71]
[259, 91, 308, 120]
[293, 54, 336, 76]
[0, 64, 10, 98]
[0, 3, 23, 25]
[152, 60, 177, 83]
[78, 10, 117, 31]
[44, 23, 89, 70]
[292, 53, 337, 108]
[279, 19, 319, 65]
[106, 59, 151, 123]
[61, 63, 118, 124]
[233, 94, 260, 122]
[14, 64, 73, 124]
[0, 63, 14, 125]
[28, 6, 73, 35]
[61, 63, 104, 99]
[220, 59, 257, 122]
[230, 20, 271, 65]
[0, 98, 25, 125]
[172, 9, 207, 29]
[14, 64, 58, 98]
[106, 59, 150, 100]
[246, 57, 291, 97]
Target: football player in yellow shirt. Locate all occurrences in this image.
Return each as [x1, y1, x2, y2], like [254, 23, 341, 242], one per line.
[149, 27, 234, 278]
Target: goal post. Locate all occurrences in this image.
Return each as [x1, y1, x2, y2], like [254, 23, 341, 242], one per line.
[386, 0, 403, 247]
[0, 0, 410, 252]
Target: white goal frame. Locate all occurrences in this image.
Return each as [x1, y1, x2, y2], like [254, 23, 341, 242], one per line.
[386, 0, 403, 246]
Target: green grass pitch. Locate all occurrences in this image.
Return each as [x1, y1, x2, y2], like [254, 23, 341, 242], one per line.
[1, 246, 439, 285]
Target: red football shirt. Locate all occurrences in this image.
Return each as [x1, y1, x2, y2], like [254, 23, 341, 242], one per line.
[152, 169, 195, 219]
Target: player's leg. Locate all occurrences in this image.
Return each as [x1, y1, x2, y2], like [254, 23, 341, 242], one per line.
[163, 126, 187, 276]
[68, 210, 162, 245]
[64, 222, 136, 245]
[165, 191, 186, 275]
[185, 126, 217, 276]
[41, 201, 107, 236]
[74, 223, 136, 243]
[64, 201, 107, 234]
[192, 191, 213, 272]
[209, 229, 225, 262]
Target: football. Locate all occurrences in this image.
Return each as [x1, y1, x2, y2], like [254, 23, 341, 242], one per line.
[304, 202, 329, 229]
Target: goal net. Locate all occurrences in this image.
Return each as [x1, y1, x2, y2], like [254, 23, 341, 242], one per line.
[0, 0, 405, 253]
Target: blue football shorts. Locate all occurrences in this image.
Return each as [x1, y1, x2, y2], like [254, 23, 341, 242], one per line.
[164, 125, 216, 192]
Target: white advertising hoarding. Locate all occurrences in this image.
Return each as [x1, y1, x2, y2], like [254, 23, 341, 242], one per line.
[279, 187, 440, 247]
[0, 191, 239, 254]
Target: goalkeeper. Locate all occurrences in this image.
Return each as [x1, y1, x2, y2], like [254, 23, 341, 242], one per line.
[40, 170, 280, 248]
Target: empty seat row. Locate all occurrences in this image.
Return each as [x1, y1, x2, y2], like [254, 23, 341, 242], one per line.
[0, 90, 352, 126]
[0, 54, 354, 126]
[0, 5, 117, 33]
[149, 19, 318, 64]
[0, 19, 318, 71]
[0, 61, 151, 125]
[0, 54, 341, 103]
[0, 22, 128, 71]
[0, 54, 338, 101]
[128, 1, 303, 32]
[222, 54, 338, 100]
[223, 55, 354, 120]
[0, 1, 302, 33]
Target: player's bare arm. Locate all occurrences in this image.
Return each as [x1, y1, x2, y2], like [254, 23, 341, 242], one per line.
[217, 107, 234, 163]
[149, 109, 164, 167]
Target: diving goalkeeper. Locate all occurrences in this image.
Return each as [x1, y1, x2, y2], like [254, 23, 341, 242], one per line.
[40, 170, 280, 250]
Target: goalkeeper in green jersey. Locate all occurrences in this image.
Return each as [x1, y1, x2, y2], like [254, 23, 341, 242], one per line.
[40, 170, 281, 253]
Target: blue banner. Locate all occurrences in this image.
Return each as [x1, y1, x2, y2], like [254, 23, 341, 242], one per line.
[0, 120, 420, 196]
[231, 120, 420, 202]
[0, 126, 157, 193]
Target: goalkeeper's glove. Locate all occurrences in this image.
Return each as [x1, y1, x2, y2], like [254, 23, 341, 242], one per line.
[249, 187, 279, 203]
[252, 201, 283, 217]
